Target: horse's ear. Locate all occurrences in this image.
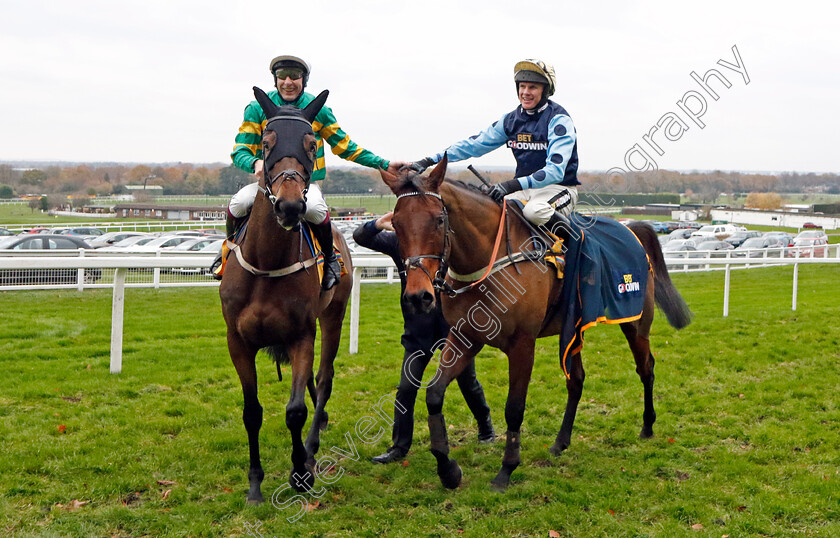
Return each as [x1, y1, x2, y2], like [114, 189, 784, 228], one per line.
[379, 168, 401, 194]
[426, 153, 448, 192]
[253, 86, 279, 118]
[302, 90, 329, 123]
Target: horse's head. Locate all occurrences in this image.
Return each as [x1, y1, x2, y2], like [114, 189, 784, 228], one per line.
[381, 155, 449, 314]
[253, 86, 329, 229]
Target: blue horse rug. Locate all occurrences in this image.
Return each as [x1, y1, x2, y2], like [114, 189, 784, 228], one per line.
[557, 215, 650, 378]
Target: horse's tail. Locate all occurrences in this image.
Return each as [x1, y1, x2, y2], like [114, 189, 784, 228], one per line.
[263, 345, 290, 364]
[628, 222, 693, 329]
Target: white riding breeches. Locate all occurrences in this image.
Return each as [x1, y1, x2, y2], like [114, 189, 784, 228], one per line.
[506, 184, 578, 226]
[228, 181, 330, 224]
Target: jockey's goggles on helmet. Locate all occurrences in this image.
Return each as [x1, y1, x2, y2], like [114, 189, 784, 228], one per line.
[275, 68, 304, 81]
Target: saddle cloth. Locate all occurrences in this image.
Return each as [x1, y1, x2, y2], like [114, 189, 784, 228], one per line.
[557, 214, 650, 378]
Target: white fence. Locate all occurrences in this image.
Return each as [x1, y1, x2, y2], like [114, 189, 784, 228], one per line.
[1, 247, 838, 374]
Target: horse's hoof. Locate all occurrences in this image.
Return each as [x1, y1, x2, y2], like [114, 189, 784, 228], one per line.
[549, 441, 569, 456]
[438, 459, 462, 490]
[246, 496, 263, 505]
[490, 474, 510, 492]
[246, 489, 264, 505]
[290, 468, 315, 493]
[639, 428, 654, 439]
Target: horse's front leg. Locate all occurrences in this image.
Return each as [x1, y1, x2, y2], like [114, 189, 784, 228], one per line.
[286, 337, 317, 493]
[491, 336, 535, 491]
[426, 339, 481, 489]
[228, 331, 264, 504]
[304, 299, 346, 461]
[550, 351, 585, 455]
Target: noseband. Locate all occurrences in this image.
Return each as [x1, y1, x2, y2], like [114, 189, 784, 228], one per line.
[259, 169, 309, 207]
[396, 191, 455, 296]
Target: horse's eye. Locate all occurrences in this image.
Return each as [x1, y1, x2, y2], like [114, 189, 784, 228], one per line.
[437, 216, 445, 227]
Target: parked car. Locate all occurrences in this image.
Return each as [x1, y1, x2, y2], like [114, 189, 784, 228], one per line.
[666, 228, 695, 242]
[763, 231, 794, 247]
[786, 237, 829, 258]
[662, 221, 682, 233]
[0, 227, 15, 236]
[99, 235, 160, 251]
[723, 230, 761, 247]
[87, 231, 152, 249]
[694, 240, 736, 257]
[663, 238, 696, 250]
[168, 238, 227, 275]
[676, 221, 702, 230]
[802, 222, 822, 229]
[690, 224, 744, 241]
[0, 234, 101, 284]
[58, 227, 105, 239]
[22, 227, 49, 234]
[109, 235, 196, 253]
[732, 236, 785, 258]
[640, 220, 670, 233]
[794, 229, 827, 241]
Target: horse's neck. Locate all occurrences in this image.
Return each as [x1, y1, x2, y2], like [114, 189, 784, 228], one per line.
[440, 182, 507, 275]
[243, 197, 302, 267]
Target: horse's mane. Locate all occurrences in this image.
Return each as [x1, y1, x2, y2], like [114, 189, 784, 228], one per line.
[443, 178, 485, 195]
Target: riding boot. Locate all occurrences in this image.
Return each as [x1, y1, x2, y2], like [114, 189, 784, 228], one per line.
[311, 218, 341, 291]
[540, 210, 573, 251]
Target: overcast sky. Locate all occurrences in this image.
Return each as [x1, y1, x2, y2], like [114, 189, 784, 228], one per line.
[1, 1, 837, 174]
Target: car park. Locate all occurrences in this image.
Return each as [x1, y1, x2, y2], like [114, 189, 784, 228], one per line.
[676, 221, 702, 230]
[723, 230, 761, 247]
[786, 237, 829, 258]
[732, 236, 786, 258]
[0, 234, 101, 284]
[0, 227, 15, 236]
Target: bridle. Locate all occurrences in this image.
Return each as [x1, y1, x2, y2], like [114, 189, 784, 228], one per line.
[258, 169, 309, 207]
[398, 191, 517, 298]
[396, 191, 454, 296]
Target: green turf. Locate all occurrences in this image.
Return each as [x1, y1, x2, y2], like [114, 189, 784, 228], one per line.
[0, 265, 838, 536]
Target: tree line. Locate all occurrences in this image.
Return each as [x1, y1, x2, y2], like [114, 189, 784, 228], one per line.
[1, 163, 838, 207]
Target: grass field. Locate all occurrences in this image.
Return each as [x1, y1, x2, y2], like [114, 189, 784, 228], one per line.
[1, 265, 839, 537]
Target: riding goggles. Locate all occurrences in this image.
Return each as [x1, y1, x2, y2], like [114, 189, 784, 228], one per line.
[275, 68, 304, 80]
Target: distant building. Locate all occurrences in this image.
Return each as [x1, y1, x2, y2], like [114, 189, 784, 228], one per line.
[114, 204, 224, 220]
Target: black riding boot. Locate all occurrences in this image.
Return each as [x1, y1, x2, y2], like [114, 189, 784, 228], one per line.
[311, 218, 341, 291]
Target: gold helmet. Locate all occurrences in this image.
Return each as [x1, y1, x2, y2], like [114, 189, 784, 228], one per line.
[514, 59, 556, 97]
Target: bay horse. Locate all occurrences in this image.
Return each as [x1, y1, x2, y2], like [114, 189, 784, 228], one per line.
[219, 87, 352, 503]
[381, 156, 691, 490]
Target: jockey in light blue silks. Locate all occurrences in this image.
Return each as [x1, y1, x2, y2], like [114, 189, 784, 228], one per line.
[408, 59, 580, 232]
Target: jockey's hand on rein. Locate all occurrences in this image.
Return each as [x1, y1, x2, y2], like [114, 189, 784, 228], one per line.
[485, 179, 522, 203]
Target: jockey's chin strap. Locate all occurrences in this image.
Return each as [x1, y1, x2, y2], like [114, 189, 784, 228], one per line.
[258, 169, 309, 207]
[396, 191, 452, 295]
